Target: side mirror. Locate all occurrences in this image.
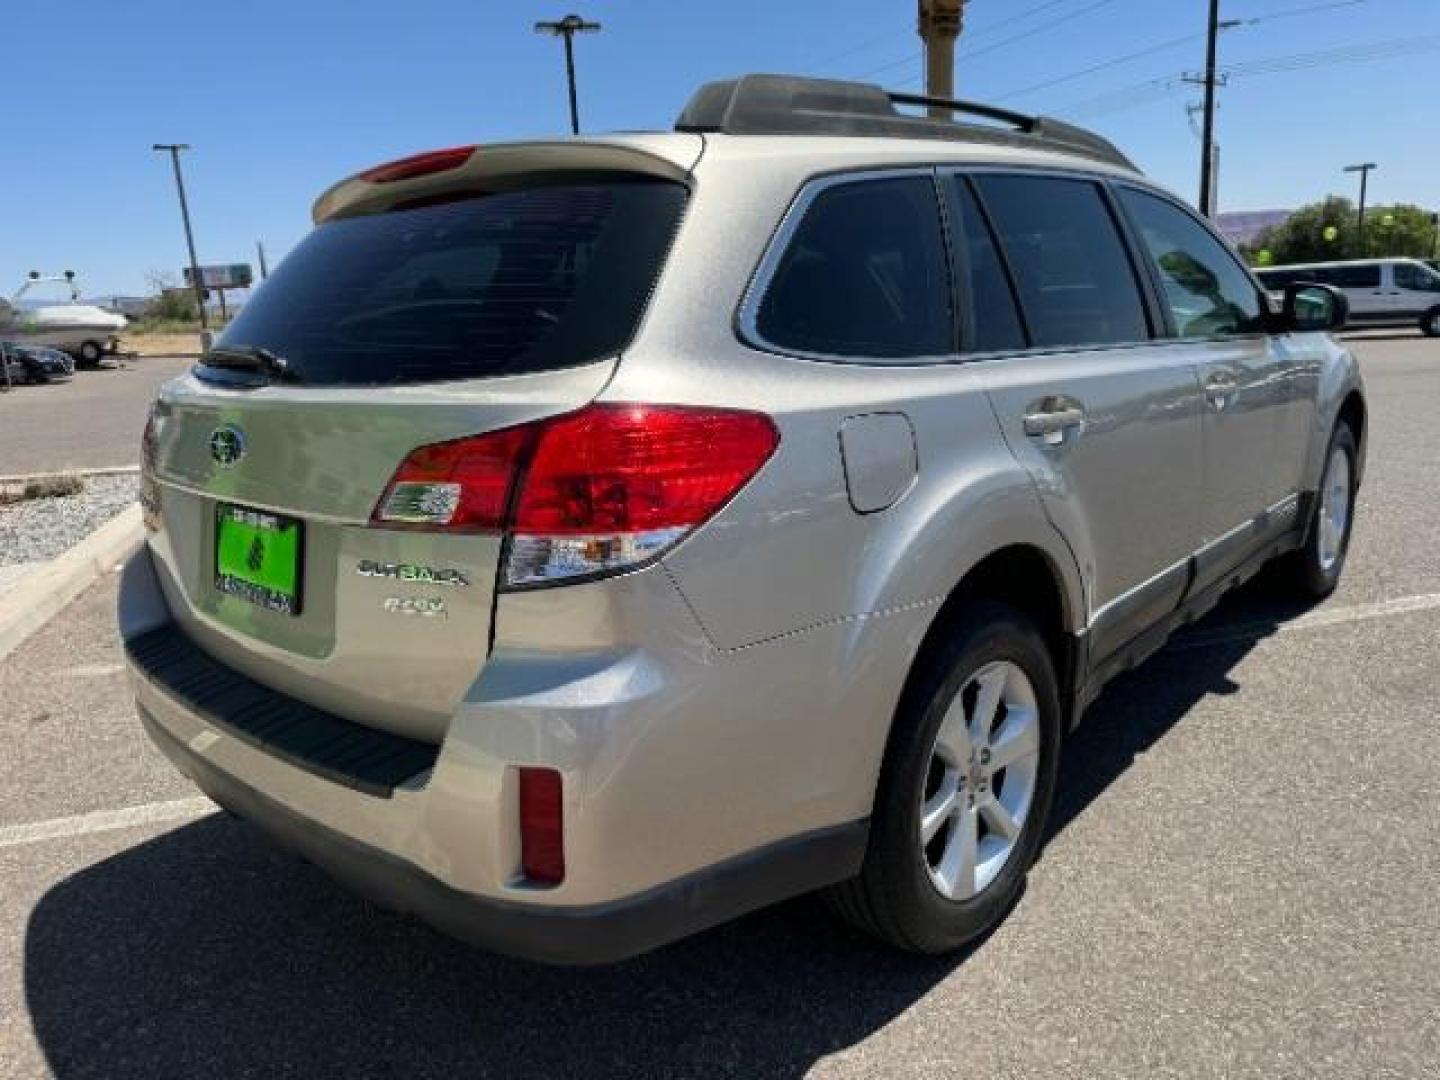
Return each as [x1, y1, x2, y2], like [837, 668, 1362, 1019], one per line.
[1282, 282, 1348, 333]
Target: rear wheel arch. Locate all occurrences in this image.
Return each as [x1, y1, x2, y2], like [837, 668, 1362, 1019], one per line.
[898, 544, 1079, 751]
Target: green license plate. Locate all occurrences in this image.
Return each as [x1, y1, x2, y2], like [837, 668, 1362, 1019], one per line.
[215, 503, 303, 616]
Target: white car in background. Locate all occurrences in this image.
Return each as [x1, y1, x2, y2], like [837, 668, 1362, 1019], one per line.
[1257, 258, 1440, 337]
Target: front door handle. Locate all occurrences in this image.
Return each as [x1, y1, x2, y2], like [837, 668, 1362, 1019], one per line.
[1204, 371, 1239, 412]
[1022, 396, 1086, 446]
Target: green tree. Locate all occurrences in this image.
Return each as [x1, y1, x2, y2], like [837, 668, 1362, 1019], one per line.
[1243, 198, 1440, 265]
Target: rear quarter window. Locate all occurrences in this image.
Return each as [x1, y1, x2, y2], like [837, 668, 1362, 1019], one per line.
[754, 174, 952, 360]
[211, 177, 687, 386]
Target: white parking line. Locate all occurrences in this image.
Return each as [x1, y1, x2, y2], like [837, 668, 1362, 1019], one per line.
[1172, 591, 1440, 651]
[0, 797, 215, 850]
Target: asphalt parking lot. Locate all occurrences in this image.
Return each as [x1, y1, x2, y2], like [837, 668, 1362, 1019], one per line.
[1, 333, 1437, 1078]
[0, 355, 192, 475]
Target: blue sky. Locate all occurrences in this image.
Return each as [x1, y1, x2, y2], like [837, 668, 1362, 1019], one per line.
[4, 0, 1437, 297]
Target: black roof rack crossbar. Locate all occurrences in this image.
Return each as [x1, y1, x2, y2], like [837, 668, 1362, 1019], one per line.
[674, 74, 1139, 173]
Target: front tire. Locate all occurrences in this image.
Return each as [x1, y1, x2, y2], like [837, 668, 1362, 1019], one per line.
[77, 340, 104, 367]
[826, 600, 1061, 954]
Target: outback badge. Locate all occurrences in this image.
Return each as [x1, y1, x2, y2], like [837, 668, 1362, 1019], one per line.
[357, 560, 469, 587]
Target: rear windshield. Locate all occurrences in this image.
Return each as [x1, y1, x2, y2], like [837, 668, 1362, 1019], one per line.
[210, 177, 687, 386]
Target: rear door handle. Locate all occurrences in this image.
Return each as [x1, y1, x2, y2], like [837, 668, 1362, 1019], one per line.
[1022, 396, 1086, 446]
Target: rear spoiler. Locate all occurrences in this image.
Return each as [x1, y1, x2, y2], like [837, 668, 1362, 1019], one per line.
[312, 139, 696, 224]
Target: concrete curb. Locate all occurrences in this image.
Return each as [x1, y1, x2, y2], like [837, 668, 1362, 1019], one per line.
[0, 465, 140, 487]
[0, 505, 143, 663]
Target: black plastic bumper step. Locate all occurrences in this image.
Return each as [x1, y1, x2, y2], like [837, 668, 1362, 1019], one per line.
[125, 625, 439, 798]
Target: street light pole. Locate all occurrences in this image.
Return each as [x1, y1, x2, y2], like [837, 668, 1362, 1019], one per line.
[152, 143, 208, 330]
[535, 14, 602, 135]
[1344, 162, 1378, 257]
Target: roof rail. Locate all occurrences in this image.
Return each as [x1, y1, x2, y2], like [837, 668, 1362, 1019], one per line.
[675, 74, 1139, 173]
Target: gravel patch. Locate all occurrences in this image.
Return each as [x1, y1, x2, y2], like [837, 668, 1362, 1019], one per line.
[0, 474, 138, 565]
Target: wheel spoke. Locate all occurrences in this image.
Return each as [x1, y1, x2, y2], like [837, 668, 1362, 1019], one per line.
[987, 708, 1039, 772]
[920, 777, 961, 845]
[979, 795, 1021, 841]
[969, 665, 1006, 748]
[936, 804, 979, 899]
[933, 698, 970, 765]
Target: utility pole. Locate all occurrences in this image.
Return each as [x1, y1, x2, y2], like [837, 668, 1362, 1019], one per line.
[256, 241, 269, 280]
[534, 14, 602, 135]
[1344, 163, 1378, 256]
[917, 1, 969, 117]
[151, 143, 208, 330]
[1197, 0, 1222, 218]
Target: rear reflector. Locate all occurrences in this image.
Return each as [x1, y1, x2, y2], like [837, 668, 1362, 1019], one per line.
[358, 145, 477, 184]
[518, 767, 565, 885]
[372, 404, 780, 587]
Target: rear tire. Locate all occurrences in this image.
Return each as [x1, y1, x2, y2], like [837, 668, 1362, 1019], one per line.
[77, 340, 103, 367]
[1421, 308, 1440, 338]
[1280, 422, 1357, 600]
[826, 600, 1061, 954]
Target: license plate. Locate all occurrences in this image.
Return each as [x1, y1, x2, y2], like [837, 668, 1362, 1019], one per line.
[214, 503, 303, 615]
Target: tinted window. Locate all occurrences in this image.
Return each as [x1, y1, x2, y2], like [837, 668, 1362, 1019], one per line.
[1394, 261, 1440, 292]
[1329, 264, 1382, 288]
[975, 175, 1148, 348]
[1118, 188, 1264, 337]
[949, 178, 1026, 352]
[1256, 269, 1298, 290]
[212, 178, 686, 386]
[757, 176, 951, 358]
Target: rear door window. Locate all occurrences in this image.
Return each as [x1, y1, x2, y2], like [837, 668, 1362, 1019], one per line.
[1117, 187, 1265, 338]
[755, 175, 952, 359]
[974, 174, 1150, 349]
[211, 177, 687, 386]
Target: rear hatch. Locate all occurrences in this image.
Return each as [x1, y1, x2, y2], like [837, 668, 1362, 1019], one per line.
[144, 161, 690, 743]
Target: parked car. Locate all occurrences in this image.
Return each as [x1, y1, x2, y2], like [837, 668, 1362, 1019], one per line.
[122, 74, 1365, 964]
[1, 341, 75, 384]
[1256, 257, 1440, 336]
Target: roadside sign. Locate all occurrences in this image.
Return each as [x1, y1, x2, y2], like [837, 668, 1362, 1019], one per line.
[183, 264, 254, 289]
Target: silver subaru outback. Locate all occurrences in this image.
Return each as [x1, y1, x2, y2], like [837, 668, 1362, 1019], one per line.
[122, 74, 1365, 964]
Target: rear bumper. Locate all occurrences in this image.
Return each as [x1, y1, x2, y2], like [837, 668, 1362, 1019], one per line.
[140, 705, 863, 964]
[119, 543, 887, 963]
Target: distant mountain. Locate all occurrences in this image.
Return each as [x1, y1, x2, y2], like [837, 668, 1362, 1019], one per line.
[1216, 210, 1292, 247]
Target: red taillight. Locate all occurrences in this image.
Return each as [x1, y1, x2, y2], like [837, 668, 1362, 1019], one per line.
[518, 767, 565, 885]
[512, 405, 780, 535]
[357, 144, 477, 184]
[372, 404, 779, 586]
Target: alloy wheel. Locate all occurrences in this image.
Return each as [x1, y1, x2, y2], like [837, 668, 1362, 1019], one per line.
[920, 660, 1041, 901]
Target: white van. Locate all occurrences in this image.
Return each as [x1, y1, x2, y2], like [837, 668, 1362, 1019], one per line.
[1257, 258, 1440, 337]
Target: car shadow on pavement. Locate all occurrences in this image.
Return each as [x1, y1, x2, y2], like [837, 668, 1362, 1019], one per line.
[23, 578, 1312, 1079]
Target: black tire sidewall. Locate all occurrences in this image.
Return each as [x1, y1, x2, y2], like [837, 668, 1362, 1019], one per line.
[1300, 423, 1358, 595]
[1422, 308, 1440, 338]
[866, 601, 1062, 952]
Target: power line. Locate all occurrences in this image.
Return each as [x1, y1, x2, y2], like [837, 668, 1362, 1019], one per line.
[995, 0, 1368, 106]
[856, 0, 1119, 84]
[993, 32, 1199, 101]
[1062, 28, 1440, 120]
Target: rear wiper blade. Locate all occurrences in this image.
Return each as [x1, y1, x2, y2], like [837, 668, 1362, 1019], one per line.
[202, 344, 298, 382]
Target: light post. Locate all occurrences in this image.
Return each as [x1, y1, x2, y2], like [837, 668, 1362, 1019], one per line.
[152, 143, 208, 330]
[1343, 163, 1378, 258]
[534, 14, 602, 135]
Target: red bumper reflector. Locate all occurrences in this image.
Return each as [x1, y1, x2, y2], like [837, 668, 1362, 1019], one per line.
[519, 767, 565, 885]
